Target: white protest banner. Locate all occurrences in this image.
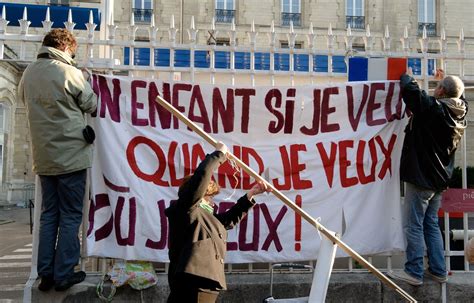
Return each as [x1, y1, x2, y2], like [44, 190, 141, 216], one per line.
[86, 75, 408, 263]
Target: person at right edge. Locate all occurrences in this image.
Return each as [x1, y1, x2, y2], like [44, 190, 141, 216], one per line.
[388, 68, 468, 286]
[165, 142, 270, 303]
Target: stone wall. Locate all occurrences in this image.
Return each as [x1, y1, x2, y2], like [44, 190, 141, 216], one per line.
[0, 60, 34, 206]
[458, 88, 474, 170]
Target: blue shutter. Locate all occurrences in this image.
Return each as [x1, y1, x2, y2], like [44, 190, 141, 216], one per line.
[155, 49, 170, 67]
[175, 50, 191, 67]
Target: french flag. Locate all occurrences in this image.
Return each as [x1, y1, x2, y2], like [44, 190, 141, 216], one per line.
[348, 57, 407, 82]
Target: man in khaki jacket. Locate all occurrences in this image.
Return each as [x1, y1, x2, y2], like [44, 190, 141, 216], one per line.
[18, 29, 97, 291]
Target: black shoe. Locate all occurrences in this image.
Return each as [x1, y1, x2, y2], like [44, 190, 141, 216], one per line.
[38, 276, 55, 291]
[55, 271, 86, 291]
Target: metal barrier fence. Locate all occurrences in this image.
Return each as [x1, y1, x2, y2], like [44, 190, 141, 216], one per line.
[0, 5, 472, 301]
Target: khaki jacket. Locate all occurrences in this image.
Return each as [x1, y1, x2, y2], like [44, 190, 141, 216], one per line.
[18, 46, 97, 175]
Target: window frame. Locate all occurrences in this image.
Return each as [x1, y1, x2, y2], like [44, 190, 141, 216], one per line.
[417, 0, 436, 36]
[132, 0, 153, 24]
[345, 0, 365, 29]
[215, 0, 236, 24]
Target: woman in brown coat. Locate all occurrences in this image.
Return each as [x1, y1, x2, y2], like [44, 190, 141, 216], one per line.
[165, 142, 270, 303]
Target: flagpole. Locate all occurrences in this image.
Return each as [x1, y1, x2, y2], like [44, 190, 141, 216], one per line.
[154, 95, 416, 303]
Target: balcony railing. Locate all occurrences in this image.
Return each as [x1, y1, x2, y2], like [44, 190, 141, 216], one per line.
[215, 9, 235, 23]
[133, 8, 153, 24]
[418, 22, 437, 37]
[281, 12, 301, 27]
[346, 15, 365, 29]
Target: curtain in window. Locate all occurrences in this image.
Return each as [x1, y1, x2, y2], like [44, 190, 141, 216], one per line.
[217, 0, 234, 10]
[418, 0, 435, 23]
[134, 0, 152, 9]
[282, 0, 300, 13]
[347, 0, 364, 16]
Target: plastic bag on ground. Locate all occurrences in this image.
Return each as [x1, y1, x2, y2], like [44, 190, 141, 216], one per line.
[109, 260, 158, 290]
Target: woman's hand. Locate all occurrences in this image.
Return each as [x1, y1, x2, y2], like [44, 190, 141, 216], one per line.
[215, 141, 229, 157]
[247, 181, 271, 200]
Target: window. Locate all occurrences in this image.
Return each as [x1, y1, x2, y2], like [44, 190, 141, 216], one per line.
[133, 0, 153, 24]
[352, 43, 365, 52]
[280, 41, 303, 49]
[50, 0, 70, 6]
[418, 0, 436, 36]
[215, 0, 235, 23]
[346, 0, 365, 29]
[213, 38, 231, 46]
[281, 0, 301, 27]
[135, 36, 150, 42]
[207, 30, 231, 46]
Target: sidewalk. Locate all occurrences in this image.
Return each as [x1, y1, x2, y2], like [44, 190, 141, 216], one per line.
[0, 206, 34, 303]
[29, 271, 474, 303]
[4, 205, 473, 302]
[0, 205, 32, 225]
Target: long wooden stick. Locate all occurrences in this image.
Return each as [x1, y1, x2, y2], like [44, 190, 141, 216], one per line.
[155, 95, 417, 303]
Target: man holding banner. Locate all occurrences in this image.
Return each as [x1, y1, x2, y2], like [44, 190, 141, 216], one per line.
[18, 29, 97, 291]
[165, 142, 270, 303]
[388, 69, 467, 286]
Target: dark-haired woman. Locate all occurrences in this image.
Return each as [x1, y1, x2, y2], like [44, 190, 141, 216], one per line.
[165, 142, 270, 303]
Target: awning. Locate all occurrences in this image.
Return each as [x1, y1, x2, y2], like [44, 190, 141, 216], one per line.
[0, 2, 101, 30]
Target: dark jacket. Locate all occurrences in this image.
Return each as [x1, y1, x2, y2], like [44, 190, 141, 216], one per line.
[400, 74, 467, 190]
[165, 151, 256, 290]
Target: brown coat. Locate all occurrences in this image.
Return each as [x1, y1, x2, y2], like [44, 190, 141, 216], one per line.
[165, 151, 255, 290]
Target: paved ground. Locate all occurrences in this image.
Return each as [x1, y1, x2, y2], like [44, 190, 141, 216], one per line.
[0, 207, 33, 303]
[1, 205, 472, 302]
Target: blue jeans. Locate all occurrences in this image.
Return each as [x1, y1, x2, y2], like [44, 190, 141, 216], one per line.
[37, 169, 87, 282]
[404, 182, 446, 280]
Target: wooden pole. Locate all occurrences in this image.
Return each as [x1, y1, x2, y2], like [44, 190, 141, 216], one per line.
[155, 95, 417, 303]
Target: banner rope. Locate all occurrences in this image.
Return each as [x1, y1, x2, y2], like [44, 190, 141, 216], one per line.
[223, 157, 240, 201]
[96, 274, 116, 302]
